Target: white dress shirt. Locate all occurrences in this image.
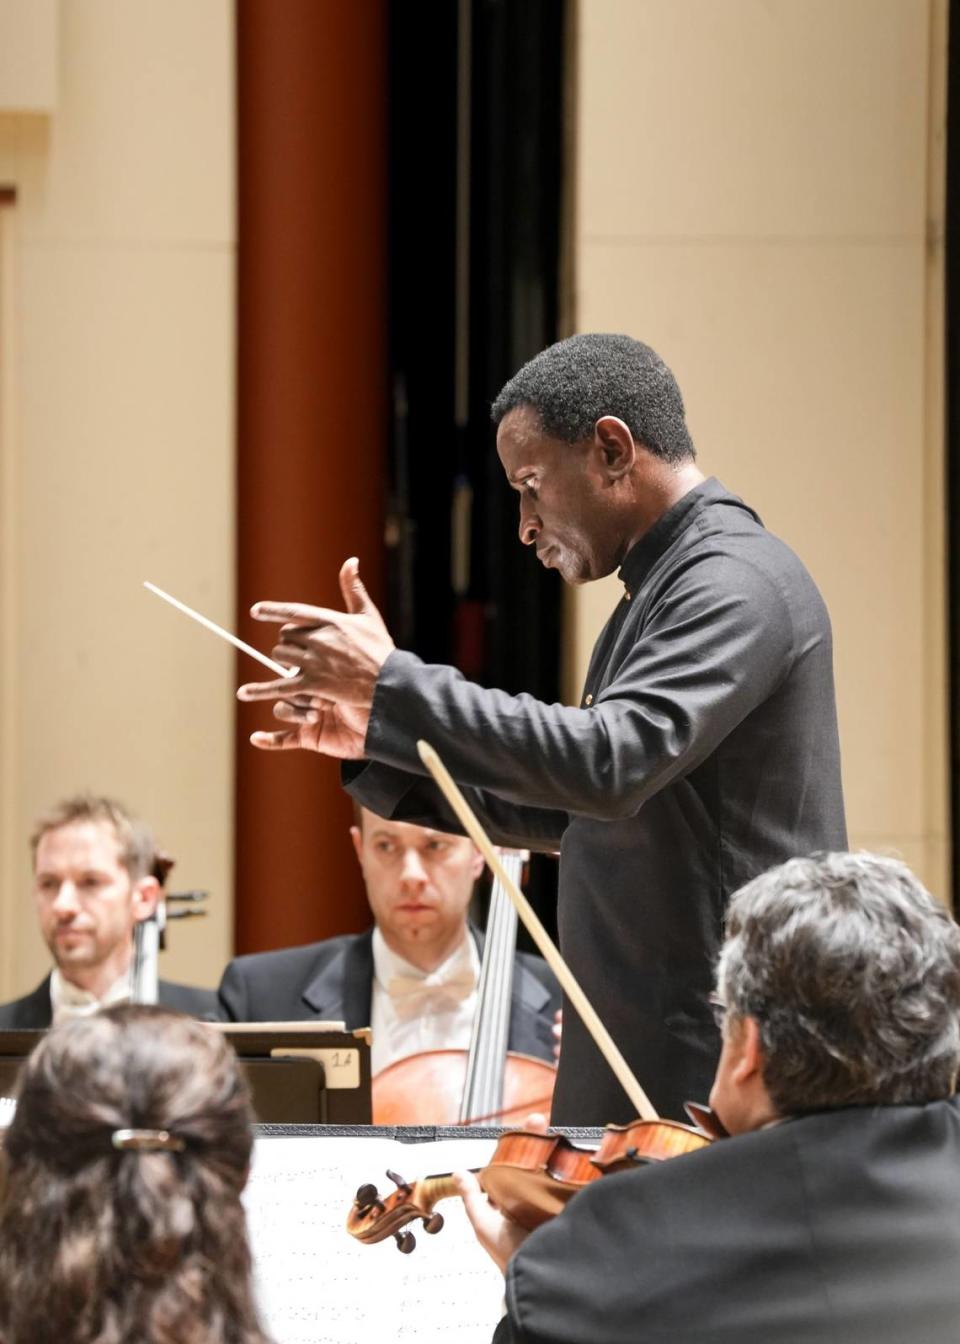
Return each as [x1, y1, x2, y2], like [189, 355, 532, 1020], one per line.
[50, 967, 132, 1025]
[369, 928, 479, 1075]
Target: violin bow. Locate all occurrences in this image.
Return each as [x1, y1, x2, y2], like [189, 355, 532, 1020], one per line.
[417, 740, 658, 1122]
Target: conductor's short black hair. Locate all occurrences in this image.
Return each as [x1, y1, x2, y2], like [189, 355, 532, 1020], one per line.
[491, 333, 696, 464]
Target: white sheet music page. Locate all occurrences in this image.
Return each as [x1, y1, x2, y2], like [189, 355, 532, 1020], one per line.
[243, 1134, 505, 1344]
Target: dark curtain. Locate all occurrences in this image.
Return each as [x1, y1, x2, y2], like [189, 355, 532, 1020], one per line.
[387, 0, 569, 937]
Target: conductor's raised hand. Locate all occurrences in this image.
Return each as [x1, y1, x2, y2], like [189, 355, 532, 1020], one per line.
[238, 558, 395, 711]
[248, 698, 370, 759]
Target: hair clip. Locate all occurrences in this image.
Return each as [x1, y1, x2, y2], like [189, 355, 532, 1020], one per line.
[111, 1128, 186, 1152]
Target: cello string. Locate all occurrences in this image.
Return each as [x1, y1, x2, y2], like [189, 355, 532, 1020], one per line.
[417, 740, 658, 1123]
[459, 850, 524, 1124]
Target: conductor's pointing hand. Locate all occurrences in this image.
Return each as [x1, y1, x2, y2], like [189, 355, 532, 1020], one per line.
[237, 558, 395, 758]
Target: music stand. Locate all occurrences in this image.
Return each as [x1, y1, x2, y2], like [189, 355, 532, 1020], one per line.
[212, 1022, 372, 1124]
[0, 1022, 372, 1126]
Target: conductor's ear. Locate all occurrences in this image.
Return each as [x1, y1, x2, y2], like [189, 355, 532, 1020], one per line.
[594, 416, 636, 479]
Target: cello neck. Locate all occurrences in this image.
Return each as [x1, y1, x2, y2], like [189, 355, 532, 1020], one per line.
[458, 850, 526, 1125]
[131, 914, 160, 1004]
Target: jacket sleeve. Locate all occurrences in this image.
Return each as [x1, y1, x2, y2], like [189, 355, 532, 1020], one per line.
[217, 960, 250, 1023]
[492, 1314, 525, 1344]
[351, 551, 796, 826]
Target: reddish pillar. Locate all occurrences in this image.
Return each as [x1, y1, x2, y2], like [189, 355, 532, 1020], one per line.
[235, 0, 387, 951]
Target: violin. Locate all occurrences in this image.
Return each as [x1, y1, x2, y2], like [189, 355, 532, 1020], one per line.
[347, 1116, 711, 1253]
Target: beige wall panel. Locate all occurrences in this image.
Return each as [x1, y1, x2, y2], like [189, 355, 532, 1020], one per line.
[574, 0, 943, 894]
[852, 836, 949, 902]
[0, 116, 16, 179]
[0, 1, 235, 999]
[580, 0, 927, 240]
[13, 0, 233, 245]
[5, 242, 235, 991]
[572, 237, 934, 873]
[0, 201, 20, 995]
[0, 0, 57, 112]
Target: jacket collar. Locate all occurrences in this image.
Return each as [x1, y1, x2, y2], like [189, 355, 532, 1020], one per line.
[618, 477, 760, 593]
[300, 926, 552, 1027]
[302, 930, 374, 1028]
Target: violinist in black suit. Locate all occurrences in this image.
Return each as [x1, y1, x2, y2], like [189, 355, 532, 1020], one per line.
[457, 852, 960, 1344]
[0, 795, 216, 1027]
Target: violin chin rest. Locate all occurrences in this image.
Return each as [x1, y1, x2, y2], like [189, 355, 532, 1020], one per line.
[683, 1101, 729, 1139]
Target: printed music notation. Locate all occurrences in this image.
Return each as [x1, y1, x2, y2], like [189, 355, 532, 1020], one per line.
[243, 1133, 504, 1344]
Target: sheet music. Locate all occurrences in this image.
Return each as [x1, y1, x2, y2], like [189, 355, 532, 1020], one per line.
[244, 1134, 505, 1344]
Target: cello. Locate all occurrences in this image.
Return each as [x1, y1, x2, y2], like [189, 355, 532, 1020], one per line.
[130, 852, 208, 1003]
[370, 849, 557, 1125]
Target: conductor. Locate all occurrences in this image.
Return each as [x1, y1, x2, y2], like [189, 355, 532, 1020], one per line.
[236, 333, 846, 1124]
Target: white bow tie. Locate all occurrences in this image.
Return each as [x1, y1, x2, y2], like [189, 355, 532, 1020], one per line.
[386, 967, 475, 1020]
[51, 970, 131, 1025]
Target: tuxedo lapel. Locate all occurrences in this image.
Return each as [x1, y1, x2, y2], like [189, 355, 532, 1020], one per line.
[301, 931, 375, 1029]
[0, 976, 54, 1028]
[294, 926, 552, 1053]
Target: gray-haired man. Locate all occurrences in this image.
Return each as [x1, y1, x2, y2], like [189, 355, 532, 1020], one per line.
[461, 852, 960, 1344]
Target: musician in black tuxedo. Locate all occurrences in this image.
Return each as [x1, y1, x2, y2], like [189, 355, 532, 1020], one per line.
[0, 974, 215, 1028]
[0, 795, 216, 1027]
[218, 806, 560, 1072]
[456, 852, 960, 1344]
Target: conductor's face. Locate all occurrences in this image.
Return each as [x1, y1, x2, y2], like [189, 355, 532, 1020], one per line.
[351, 811, 484, 972]
[33, 821, 157, 991]
[497, 405, 617, 584]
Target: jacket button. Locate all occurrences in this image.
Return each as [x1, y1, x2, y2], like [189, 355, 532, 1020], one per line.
[584, 693, 593, 706]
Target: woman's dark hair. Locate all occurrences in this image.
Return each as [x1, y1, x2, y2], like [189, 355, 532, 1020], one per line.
[0, 1004, 270, 1344]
